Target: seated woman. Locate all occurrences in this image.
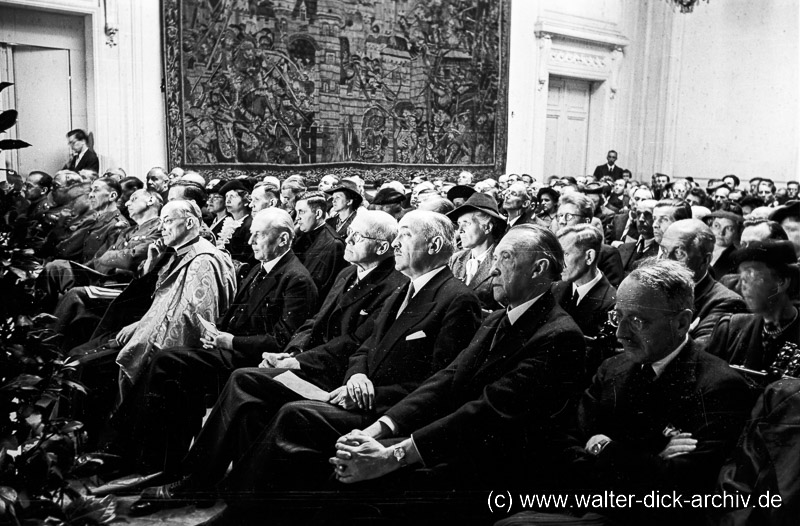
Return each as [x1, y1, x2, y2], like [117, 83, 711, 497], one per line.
[707, 240, 799, 372]
[446, 192, 506, 313]
[216, 179, 255, 275]
[706, 210, 744, 279]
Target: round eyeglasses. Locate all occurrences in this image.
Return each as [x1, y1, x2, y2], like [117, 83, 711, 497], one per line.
[346, 229, 387, 244]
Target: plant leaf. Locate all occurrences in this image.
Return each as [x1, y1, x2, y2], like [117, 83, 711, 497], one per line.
[59, 421, 83, 434]
[0, 82, 12, 93]
[62, 380, 87, 395]
[0, 139, 31, 150]
[0, 110, 18, 133]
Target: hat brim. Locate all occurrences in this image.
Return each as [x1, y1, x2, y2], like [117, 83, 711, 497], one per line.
[447, 203, 507, 224]
[326, 187, 363, 207]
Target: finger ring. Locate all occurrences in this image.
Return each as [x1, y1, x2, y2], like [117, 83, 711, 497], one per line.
[337, 464, 346, 472]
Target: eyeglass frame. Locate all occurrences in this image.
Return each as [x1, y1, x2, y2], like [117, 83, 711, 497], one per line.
[345, 228, 388, 245]
[556, 212, 585, 223]
[607, 308, 684, 333]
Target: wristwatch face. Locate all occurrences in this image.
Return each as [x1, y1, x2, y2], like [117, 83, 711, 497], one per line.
[393, 446, 406, 463]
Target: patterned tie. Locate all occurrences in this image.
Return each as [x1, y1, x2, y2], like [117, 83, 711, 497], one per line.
[395, 283, 416, 318]
[345, 273, 360, 293]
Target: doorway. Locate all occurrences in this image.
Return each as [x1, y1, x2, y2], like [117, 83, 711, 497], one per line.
[0, 6, 87, 176]
[543, 77, 591, 178]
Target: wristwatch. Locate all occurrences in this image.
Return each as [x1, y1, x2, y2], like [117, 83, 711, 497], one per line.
[392, 445, 408, 467]
[590, 438, 611, 456]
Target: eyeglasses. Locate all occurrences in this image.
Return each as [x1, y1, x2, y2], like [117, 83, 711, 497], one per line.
[208, 195, 225, 201]
[159, 215, 188, 227]
[607, 310, 649, 333]
[556, 213, 584, 223]
[346, 229, 386, 244]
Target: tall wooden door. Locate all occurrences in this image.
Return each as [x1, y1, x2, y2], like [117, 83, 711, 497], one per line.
[544, 77, 591, 178]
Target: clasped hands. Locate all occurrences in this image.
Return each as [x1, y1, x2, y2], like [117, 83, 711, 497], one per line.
[329, 429, 397, 484]
[585, 432, 697, 459]
[200, 331, 234, 350]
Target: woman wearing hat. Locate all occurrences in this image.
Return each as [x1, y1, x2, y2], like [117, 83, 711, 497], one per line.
[708, 240, 799, 372]
[216, 179, 254, 271]
[446, 192, 506, 313]
[205, 179, 228, 236]
[324, 179, 362, 239]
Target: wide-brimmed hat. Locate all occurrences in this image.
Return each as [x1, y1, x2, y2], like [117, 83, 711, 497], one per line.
[206, 178, 225, 195]
[446, 192, 507, 224]
[769, 200, 799, 224]
[446, 185, 476, 202]
[325, 179, 363, 207]
[537, 187, 561, 202]
[219, 179, 252, 195]
[732, 240, 798, 275]
[372, 188, 405, 206]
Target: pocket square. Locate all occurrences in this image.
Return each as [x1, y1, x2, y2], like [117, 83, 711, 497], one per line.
[405, 330, 426, 341]
[359, 310, 369, 316]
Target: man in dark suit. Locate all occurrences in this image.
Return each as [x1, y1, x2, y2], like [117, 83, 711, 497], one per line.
[556, 192, 624, 287]
[554, 223, 617, 371]
[592, 149, 624, 180]
[502, 182, 536, 231]
[261, 209, 408, 389]
[605, 186, 654, 245]
[618, 198, 659, 276]
[659, 219, 746, 347]
[164, 224, 585, 525]
[128, 210, 482, 516]
[293, 191, 346, 303]
[504, 259, 750, 526]
[100, 208, 318, 476]
[64, 129, 99, 173]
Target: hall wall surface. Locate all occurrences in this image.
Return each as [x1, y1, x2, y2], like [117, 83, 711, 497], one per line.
[506, 0, 798, 185]
[0, 0, 166, 180]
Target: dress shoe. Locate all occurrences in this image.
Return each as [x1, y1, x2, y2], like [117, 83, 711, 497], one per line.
[128, 477, 214, 517]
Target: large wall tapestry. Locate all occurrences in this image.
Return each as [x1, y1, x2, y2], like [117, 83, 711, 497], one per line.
[162, 0, 510, 181]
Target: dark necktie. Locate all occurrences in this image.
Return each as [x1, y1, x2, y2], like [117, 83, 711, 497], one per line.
[565, 288, 580, 312]
[490, 314, 511, 350]
[635, 236, 646, 255]
[396, 283, 415, 318]
[345, 274, 360, 293]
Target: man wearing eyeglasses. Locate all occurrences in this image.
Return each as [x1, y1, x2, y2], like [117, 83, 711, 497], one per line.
[128, 210, 482, 518]
[555, 193, 624, 288]
[512, 259, 750, 526]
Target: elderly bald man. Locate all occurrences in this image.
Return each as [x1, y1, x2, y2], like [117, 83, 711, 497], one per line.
[659, 219, 747, 346]
[94, 208, 317, 477]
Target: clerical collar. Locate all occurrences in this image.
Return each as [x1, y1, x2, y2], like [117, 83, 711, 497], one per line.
[651, 335, 689, 378]
[573, 270, 603, 305]
[408, 266, 446, 298]
[174, 236, 200, 255]
[507, 292, 545, 325]
[261, 250, 289, 274]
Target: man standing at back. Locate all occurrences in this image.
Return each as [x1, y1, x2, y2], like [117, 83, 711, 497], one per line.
[592, 149, 624, 180]
[64, 129, 99, 173]
[293, 191, 346, 301]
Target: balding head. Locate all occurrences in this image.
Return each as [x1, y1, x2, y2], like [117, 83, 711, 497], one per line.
[658, 219, 715, 281]
[250, 208, 296, 262]
[392, 210, 455, 278]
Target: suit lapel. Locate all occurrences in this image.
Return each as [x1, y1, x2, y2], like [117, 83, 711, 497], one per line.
[475, 292, 556, 376]
[468, 244, 495, 288]
[368, 269, 451, 374]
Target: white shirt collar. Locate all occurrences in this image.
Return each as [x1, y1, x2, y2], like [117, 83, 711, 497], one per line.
[507, 292, 545, 325]
[356, 264, 376, 282]
[261, 250, 289, 274]
[651, 334, 689, 378]
[470, 246, 492, 263]
[409, 265, 446, 297]
[574, 270, 604, 305]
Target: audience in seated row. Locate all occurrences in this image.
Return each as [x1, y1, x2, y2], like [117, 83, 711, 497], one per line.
[0, 166, 798, 526]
